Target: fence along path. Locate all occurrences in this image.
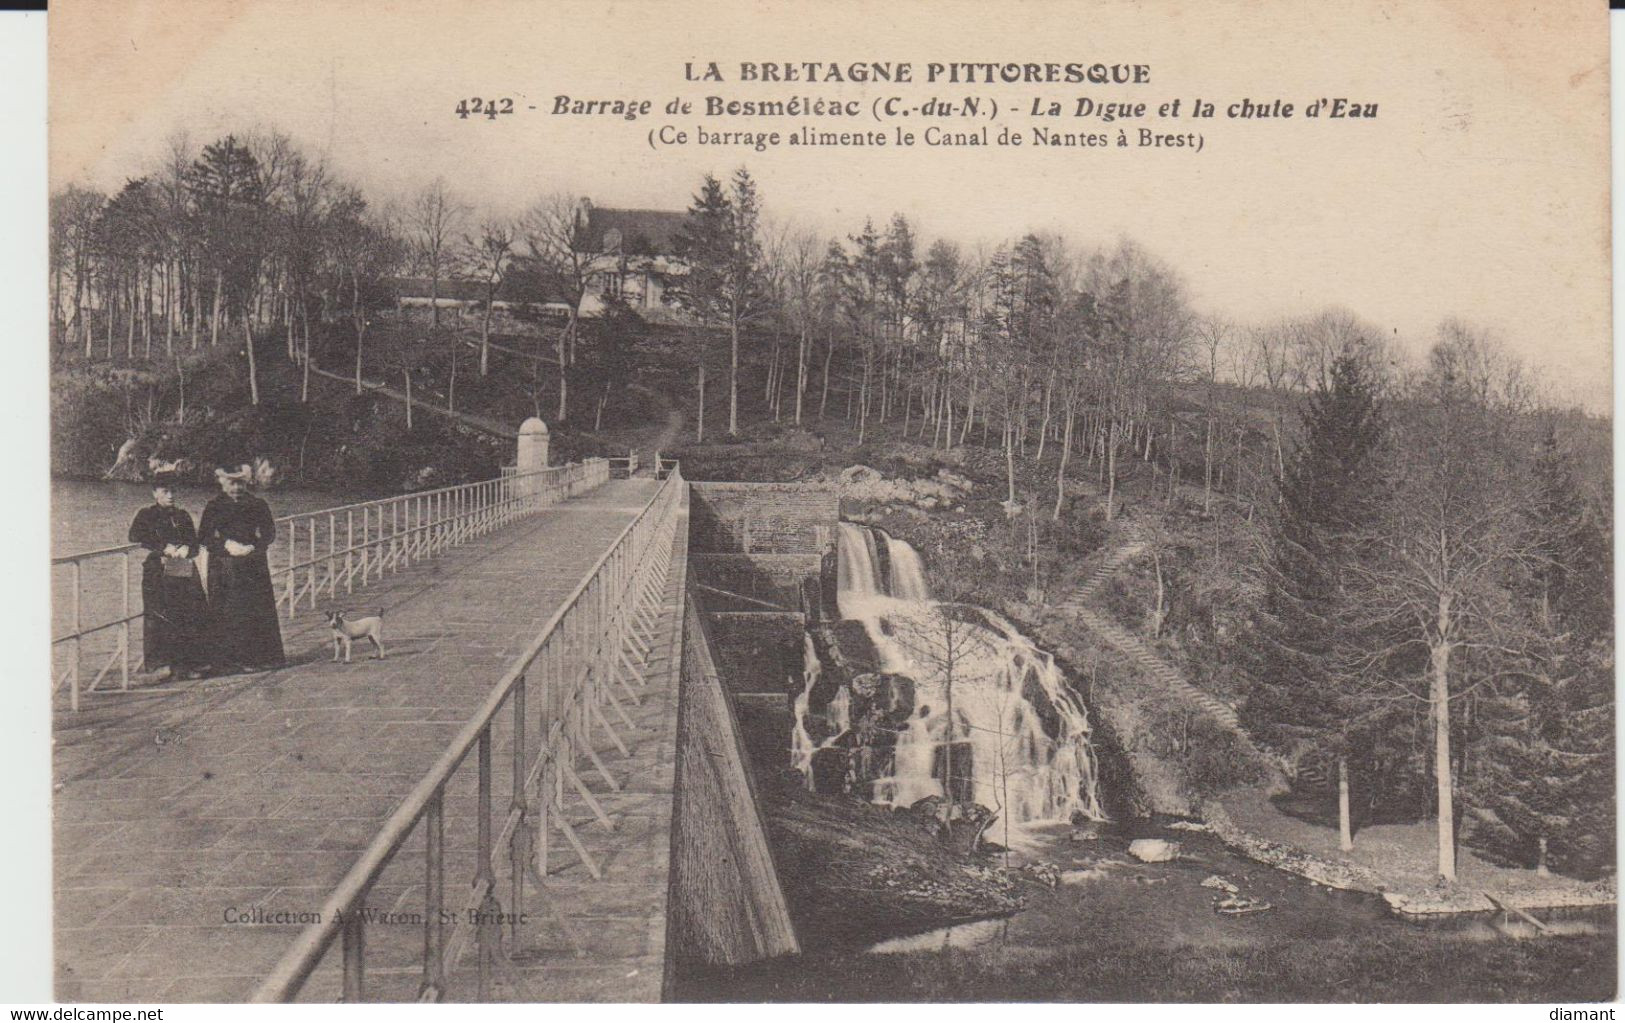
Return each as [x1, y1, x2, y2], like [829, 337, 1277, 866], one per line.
[252, 469, 684, 1003]
[51, 459, 609, 712]
[52, 474, 675, 1002]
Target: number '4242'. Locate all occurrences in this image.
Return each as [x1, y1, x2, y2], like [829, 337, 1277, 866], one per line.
[455, 98, 515, 119]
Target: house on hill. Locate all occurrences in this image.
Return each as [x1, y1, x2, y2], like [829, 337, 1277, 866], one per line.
[386, 201, 692, 324]
[576, 204, 690, 323]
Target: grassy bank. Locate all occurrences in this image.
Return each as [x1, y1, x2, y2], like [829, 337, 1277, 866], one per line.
[49, 317, 671, 493]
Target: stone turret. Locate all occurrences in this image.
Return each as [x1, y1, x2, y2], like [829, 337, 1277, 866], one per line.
[517, 417, 550, 472]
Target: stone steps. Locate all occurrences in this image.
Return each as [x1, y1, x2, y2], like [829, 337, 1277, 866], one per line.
[1053, 540, 1147, 611]
[1051, 534, 1240, 731]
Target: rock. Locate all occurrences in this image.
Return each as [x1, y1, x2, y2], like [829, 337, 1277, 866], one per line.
[1128, 838, 1181, 863]
[839, 464, 885, 486]
[947, 803, 999, 856]
[909, 795, 946, 817]
[809, 746, 851, 795]
[765, 781, 1023, 944]
[1215, 895, 1273, 915]
[1200, 875, 1239, 894]
[1068, 825, 1102, 843]
[935, 468, 973, 492]
[779, 428, 825, 452]
[1022, 862, 1062, 888]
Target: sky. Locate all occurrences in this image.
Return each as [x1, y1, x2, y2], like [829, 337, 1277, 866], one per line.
[50, 0, 1613, 411]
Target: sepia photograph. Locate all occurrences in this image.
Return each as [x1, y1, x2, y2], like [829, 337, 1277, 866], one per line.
[38, 0, 1617, 1006]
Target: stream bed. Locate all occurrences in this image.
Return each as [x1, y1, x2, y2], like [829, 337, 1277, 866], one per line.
[676, 815, 1616, 1002]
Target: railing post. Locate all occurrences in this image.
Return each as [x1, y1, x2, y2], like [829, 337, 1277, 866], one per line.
[284, 519, 297, 619]
[475, 725, 495, 1001]
[509, 675, 527, 948]
[342, 904, 365, 1002]
[421, 788, 445, 1000]
[346, 510, 354, 594]
[328, 512, 337, 598]
[69, 560, 81, 711]
[308, 516, 317, 611]
[119, 551, 130, 690]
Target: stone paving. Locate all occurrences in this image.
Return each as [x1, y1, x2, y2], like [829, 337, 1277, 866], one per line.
[52, 478, 685, 1003]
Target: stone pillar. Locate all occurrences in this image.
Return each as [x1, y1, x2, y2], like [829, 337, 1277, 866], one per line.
[517, 418, 549, 503]
[518, 417, 550, 470]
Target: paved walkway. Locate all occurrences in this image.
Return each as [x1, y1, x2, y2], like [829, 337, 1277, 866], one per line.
[52, 479, 682, 1002]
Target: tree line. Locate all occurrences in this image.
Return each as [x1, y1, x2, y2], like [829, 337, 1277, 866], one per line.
[52, 137, 1612, 883]
[1249, 333, 1611, 880]
[656, 167, 1612, 881]
[48, 130, 634, 424]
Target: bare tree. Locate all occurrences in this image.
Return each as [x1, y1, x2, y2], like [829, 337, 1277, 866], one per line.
[890, 602, 997, 833]
[465, 217, 514, 377]
[327, 189, 403, 395]
[520, 193, 601, 421]
[49, 184, 105, 354]
[1192, 314, 1232, 515]
[1343, 323, 1537, 882]
[1081, 238, 1193, 520]
[406, 177, 468, 330]
[777, 227, 825, 426]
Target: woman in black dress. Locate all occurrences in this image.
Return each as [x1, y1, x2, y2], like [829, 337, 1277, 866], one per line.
[198, 464, 286, 673]
[127, 472, 208, 680]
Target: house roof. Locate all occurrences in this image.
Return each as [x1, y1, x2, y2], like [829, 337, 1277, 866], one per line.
[584, 207, 687, 256]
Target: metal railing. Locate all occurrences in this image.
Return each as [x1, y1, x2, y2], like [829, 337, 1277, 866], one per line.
[50, 459, 611, 712]
[606, 451, 639, 479]
[251, 464, 684, 1002]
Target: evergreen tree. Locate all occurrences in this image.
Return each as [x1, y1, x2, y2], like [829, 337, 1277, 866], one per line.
[1469, 426, 1615, 877]
[668, 169, 769, 438]
[668, 174, 732, 443]
[723, 167, 768, 436]
[1244, 351, 1389, 849]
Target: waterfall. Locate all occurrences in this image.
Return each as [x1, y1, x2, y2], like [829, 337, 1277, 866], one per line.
[791, 633, 820, 782]
[835, 521, 884, 615]
[792, 631, 849, 790]
[804, 523, 1105, 828]
[883, 532, 931, 602]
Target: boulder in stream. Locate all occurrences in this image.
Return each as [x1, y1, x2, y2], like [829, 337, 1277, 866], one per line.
[1128, 838, 1181, 862]
[765, 780, 1022, 947]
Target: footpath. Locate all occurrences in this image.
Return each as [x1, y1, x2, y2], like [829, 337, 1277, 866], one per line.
[53, 480, 666, 1001]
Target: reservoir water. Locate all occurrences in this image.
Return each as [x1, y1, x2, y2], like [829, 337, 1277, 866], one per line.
[50, 478, 367, 684]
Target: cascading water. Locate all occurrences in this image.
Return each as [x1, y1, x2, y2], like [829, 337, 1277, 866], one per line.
[798, 522, 1105, 829]
[882, 531, 931, 602]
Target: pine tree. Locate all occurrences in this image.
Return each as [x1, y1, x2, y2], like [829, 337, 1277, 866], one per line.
[1469, 426, 1615, 877]
[668, 174, 732, 443]
[1244, 352, 1388, 849]
[668, 169, 769, 438]
[723, 168, 767, 436]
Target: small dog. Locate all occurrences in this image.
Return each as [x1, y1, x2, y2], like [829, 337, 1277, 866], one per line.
[325, 609, 386, 663]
